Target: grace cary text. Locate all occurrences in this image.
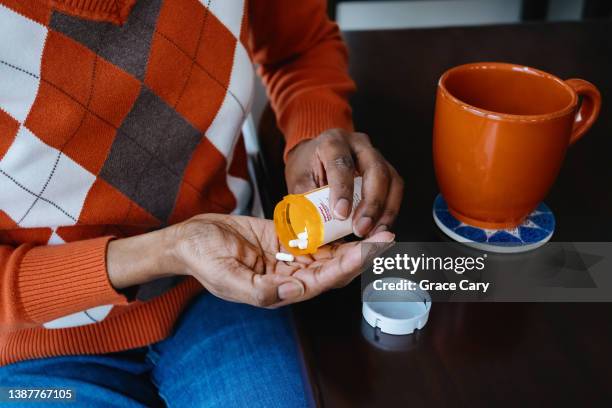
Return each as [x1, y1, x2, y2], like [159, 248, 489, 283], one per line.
[373, 278, 490, 293]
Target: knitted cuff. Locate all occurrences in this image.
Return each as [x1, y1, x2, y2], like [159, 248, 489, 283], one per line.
[18, 237, 127, 323]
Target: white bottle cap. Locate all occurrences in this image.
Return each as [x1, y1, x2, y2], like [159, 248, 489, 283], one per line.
[362, 277, 431, 335]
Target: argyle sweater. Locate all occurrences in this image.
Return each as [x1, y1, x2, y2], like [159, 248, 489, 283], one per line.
[0, 0, 354, 365]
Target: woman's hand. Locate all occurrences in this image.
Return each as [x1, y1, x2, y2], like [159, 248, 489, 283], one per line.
[108, 213, 394, 308]
[285, 129, 404, 238]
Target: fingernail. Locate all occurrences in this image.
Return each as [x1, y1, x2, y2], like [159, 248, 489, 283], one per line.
[278, 282, 304, 300]
[334, 198, 350, 220]
[353, 217, 373, 238]
[378, 231, 395, 242]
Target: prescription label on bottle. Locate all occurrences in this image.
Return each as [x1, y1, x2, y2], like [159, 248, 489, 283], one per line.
[303, 177, 362, 245]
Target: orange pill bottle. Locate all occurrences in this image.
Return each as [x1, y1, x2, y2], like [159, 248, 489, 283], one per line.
[273, 177, 362, 255]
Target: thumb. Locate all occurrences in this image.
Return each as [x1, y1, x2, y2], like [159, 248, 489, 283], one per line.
[294, 231, 396, 292]
[322, 231, 396, 284]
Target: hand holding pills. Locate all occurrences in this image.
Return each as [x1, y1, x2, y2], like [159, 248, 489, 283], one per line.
[165, 213, 394, 308]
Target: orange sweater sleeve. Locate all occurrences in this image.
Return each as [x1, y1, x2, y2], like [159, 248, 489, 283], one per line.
[249, 0, 356, 160]
[0, 237, 127, 330]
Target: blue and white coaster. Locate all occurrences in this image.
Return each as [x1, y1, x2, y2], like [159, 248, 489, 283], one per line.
[433, 194, 555, 253]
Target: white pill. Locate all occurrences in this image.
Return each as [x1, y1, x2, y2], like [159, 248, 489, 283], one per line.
[297, 240, 308, 250]
[288, 239, 300, 248]
[297, 230, 308, 240]
[275, 252, 295, 262]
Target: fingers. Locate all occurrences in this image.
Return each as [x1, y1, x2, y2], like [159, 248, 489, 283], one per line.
[317, 132, 356, 220]
[292, 231, 395, 299]
[210, 231, 395, 308]
[207, 259, 304, 308]
[369, 165, 404, 236]
[285, 130, 402, 235]
[349, 134, 391, 237]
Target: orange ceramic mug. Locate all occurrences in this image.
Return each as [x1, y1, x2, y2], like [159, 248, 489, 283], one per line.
[433, 62, 601, 229]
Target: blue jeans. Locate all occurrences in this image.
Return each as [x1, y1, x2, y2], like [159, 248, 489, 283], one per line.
[0, 295, 312, 407]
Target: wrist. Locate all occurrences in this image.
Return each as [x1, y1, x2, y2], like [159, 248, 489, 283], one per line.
[107, 227, 181, 289]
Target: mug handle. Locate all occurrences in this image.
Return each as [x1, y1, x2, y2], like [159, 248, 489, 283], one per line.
[565, 78, 601, 145]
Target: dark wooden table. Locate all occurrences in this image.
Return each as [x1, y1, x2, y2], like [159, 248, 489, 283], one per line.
[261, 21, 612, 408]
